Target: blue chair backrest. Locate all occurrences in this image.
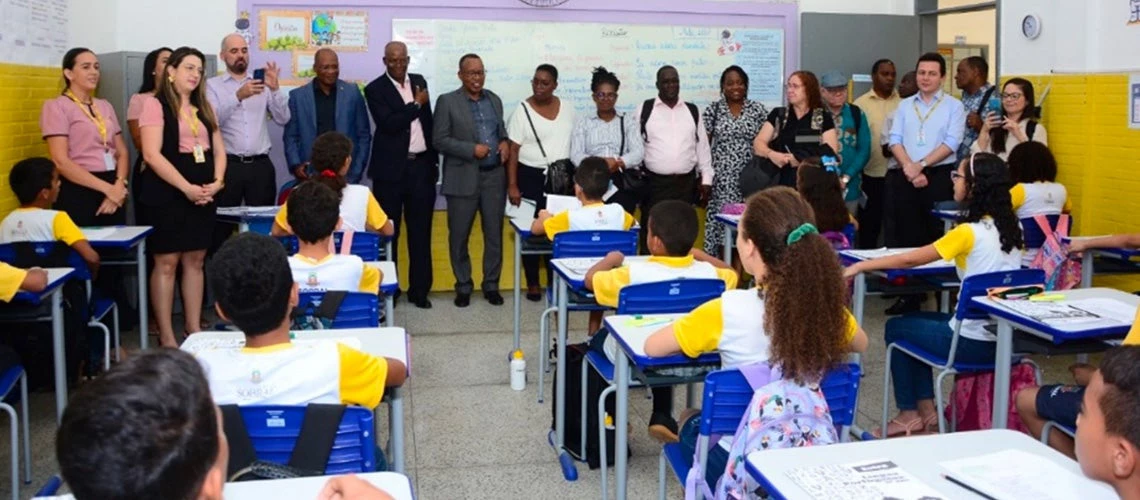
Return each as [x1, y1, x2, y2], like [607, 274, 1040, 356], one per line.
[248, 219, 275, 235]
[616, 279, 725, 315]
[1020, 214, 1066, 250]
[278, 232, 382, 261]
[0, 242, 91, 280]
[842, 223, 856, 245]
[552, 230, 638, 259]
[236, 405, 377, 474]
[956, 268, 1046, 321]
[698, 363, 863, 436]
[297, 291, 379, 328]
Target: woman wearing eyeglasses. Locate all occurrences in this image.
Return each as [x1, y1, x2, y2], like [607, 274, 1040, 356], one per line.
[751, 71, 840, 189]
[568, 66, 644, 214]
[971, 78, 1046, 160]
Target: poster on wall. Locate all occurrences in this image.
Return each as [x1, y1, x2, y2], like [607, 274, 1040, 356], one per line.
[311, 11, 368, 51]
[1130, 74, 1140, 129]
[0, 0, 68, 67]
[259, 10, 310, 51]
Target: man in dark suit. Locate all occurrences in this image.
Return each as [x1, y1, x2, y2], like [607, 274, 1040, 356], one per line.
[433, 53, 510, 308]
[284, 48, 371, 183]
[364, 41, 436, 309]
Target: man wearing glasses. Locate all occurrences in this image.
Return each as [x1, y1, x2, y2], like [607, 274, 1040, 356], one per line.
[433, 53, 510, 308]
[820, 70, 871, 216]
[364, 41, 437, 309]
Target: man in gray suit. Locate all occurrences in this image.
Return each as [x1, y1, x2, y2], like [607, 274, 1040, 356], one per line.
[433, 53, 511, 307]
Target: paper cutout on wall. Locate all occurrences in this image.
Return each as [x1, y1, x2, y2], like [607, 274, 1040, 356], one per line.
[259, 10, 310, 51]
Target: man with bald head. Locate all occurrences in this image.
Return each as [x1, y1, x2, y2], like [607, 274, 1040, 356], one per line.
[207, 34, 290, 244]
[363, 41, 436, 308]
[284, 48, 371, 183]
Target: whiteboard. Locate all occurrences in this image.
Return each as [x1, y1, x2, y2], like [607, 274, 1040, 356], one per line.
[393, 19, 784, 116]
[0, 0, 68, 67]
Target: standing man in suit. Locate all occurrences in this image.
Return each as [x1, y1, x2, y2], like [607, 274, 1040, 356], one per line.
[364, 41, 436, 309]
[433, 53, 510, 308]
[284, 48, 371, 183]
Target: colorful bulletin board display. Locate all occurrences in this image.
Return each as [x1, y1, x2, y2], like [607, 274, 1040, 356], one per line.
[259, 10, 310, 51]
[311, 11, 369, 51]
[392, 19, 786, 114]
[282, 49, 318, 88]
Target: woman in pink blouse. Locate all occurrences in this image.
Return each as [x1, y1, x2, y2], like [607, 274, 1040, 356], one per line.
[41, 47, 131, 226]
[126, 47, 172, 186]
[138, 47, 227, 347]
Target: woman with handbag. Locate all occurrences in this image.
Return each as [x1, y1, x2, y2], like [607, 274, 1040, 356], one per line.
[506, 64, 575, 301]
[750, 71, 839, 190]
[569, 66, 645, 215]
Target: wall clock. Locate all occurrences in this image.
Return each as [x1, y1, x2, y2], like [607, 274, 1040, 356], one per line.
[1022, 14, 1042, 40]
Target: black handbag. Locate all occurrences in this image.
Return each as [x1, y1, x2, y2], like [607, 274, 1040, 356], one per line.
[614, 115, 649, 194]
[522, 103, 575, 196]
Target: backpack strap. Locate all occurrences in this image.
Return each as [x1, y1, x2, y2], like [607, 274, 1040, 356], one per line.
[976, 86, 996, 114]
[1055, 214, 1070, 238]
[849, 103, 863, 133]
[619, 114, 626, 156]
[685, 102, 700, 141]
[1026, 120, 1038, 142]
[1034, 214, 1061, 248]
[287, 403, 346, 473]
[314, 290, 348, 320]
[738, 362, 776, 390]
[220, 404, 259, 479]
[639, 98, 655, 142]
[338, 230, 354, 256]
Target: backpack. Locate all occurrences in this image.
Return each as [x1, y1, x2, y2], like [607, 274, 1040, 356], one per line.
[549, 342, 629, 469]
[221, 404, 349, 481]
[821, 231, 851, 251]
[640, 98, 700, 143]
[1028, 214, 1082, 290]
[290, 290, 348, 330]
[943, 360, 1038, 433]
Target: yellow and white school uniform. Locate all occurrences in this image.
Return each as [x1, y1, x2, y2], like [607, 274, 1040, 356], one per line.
[275, 185, 389, 233]
[0, 208, 86, 245]
[288, 254, 380, 294]
[1010, 182, 1070, 219]
[933, 218, 1023, 341]
[542, 202, 635, 240]
[195, 341, 388, 408]
[0, 263, 28, 302]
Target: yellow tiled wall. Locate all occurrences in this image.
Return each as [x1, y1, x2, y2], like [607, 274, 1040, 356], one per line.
[1013, 73, 1140, 289]
[0, 63, 59, 215]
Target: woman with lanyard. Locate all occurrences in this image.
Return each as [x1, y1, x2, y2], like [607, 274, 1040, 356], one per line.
[41, 47, 130, 226]
[506, 64, 575, 301]
[752, 71, 839, 188]
[568, 66, 644, 215]
[138, 47, 226, 347]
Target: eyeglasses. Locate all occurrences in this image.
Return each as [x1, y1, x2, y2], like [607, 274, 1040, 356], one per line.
[950, 171, 965, 181]
[593, 92, 618, 100]
[1000, 92, 1023, 100]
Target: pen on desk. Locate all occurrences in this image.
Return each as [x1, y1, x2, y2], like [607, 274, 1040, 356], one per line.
[942, 474, 997, 500]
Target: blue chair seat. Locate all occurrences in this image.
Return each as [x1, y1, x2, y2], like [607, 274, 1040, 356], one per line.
[90, 298, 115, 321]
[0, 366, 22, 402]
[662, 442, 690, 483]
[584, 350, 615, 382]
[892, 340, 1024, 372]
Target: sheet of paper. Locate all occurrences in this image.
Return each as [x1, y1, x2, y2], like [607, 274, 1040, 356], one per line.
[623, 316, 672, 328]
[785, 458, 946, 500]
[1065, 298, 1138, 324]
[940, 449, 1116, 500]
[504, 198, 537, 222]
[556, 257, 602, 280]
[545, 194, 582, 215]
[81, 227, 119, 241]
[995, 299, 1107, 325]
[181, 336, 362, 354]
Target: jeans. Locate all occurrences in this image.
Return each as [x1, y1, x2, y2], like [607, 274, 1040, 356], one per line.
[678, 415, 729, 488]
[885, 312, 996, 411]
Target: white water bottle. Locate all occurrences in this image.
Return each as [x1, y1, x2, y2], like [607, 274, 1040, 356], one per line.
[510, 350, 526, 391]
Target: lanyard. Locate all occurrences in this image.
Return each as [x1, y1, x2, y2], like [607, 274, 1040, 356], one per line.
[63, 90, 107, 146]
[912, 93, 945, 128]
[180, 106, 201, 143]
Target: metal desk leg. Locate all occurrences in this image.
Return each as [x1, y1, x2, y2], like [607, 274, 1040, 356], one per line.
[51, 289, 66, 423]
[138, 240, 148, 350]
[852, 272, 866, 367]
[389, 386, 405, 473]
[943, 219, 953, 234]
[239, 221, 250, 234]
[1081, 251, 1094, 288]
[552, 274, 577, 480]
[615, 351, 630, 500]
[385, 241, 393, 262]
[722, 224, 733, 263]
[513, 233, 522, 353]
[386, 296, 395, 327]
[991, 318, 1014, 429]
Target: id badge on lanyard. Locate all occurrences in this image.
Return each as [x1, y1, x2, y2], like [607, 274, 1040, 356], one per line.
[193, 145, 206, 164]
[103, 150, 116, 171]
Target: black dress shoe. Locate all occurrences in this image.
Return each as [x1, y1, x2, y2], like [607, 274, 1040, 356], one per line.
[454, 293, 471, 308]
[484, 291, 504, 305]
[411, 297, 432, 309]
[526, 286, 543, 302]
[885, 295, 924, 316]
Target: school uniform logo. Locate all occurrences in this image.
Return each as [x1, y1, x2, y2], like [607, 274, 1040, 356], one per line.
[307, 272, 320, 287]
[250, 369, 262, 384]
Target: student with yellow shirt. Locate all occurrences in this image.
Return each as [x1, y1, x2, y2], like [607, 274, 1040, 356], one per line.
[0, 263, 47, 302]
[284, 182, 382, 295]
[1007, 142, 1070, 219]
[531, 157, 635, 238]
[643, 187, 867, 484]
[843, 152, 1024, 437]
[272, 132, 394, 237]
[198, 232, 406, 410]
[585, 199, 738, 442]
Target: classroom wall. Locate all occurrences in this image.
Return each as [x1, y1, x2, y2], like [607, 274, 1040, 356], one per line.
[0, 64, 59, 214]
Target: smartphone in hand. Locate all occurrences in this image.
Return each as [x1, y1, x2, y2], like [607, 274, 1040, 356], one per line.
[253, 68, 266, 81]
[985, 96, 1002, 117]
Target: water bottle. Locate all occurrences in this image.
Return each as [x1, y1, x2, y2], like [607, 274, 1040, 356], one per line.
[510, 350, 526, 391]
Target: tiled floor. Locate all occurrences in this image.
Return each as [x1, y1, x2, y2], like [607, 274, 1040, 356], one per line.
[0, 292, 1087, 499]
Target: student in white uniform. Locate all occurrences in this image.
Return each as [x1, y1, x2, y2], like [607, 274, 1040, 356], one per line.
[1007, 141, 1070, 218]
[273, 131, 395, 237]
[585, 199, 739, 443]
[844, 152, 1024, 438]
[284, 182, 381, 295]
[642, 187, 868, 486]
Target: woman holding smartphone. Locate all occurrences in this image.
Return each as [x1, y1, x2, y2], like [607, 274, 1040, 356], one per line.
[971, 78, 1046, 160]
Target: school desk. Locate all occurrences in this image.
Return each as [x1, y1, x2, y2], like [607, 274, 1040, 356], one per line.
[838, 248, 959, 333]
[509, 217, 552, 356]
[933, 208, 961, 233]
[82, 226, 153, 349]
[365, 261, 399, 327]
[217, 206, 395, 261]
[183, 327, 411, 473]
[1068, 236, 1140, 288]
[3, 268, 74, 423]
[714, 213, 741, 262]
[224, 471, 414, 499]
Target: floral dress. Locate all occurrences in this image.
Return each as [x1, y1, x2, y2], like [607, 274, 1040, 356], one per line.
[703, 99, 767, 254]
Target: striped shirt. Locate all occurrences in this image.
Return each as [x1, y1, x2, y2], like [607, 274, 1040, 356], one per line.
[569, 113, 644, 168]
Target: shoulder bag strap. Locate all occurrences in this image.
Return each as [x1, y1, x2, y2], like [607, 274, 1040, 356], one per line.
[1034, 214, 1060, 247]
[619, 114, 626, 156]
[977, 86, 996, 114]
[287, 403, 347, 473]
[220, 405, 259, 479]
[521, 102, 548, 161]
[338, 230, 354, 255]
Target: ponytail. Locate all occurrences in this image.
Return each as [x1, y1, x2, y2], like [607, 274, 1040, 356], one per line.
[309, 131, 353, 199]
[311, 168, 347, 201]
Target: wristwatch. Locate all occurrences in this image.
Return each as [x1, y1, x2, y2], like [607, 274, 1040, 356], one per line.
[918, 160, 928, 169]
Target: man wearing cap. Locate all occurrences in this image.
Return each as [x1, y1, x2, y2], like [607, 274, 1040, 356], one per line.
[820, 71, 870, 215]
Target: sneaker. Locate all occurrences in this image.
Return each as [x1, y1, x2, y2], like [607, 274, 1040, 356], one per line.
[648, 412, 680, 443]
[885, 295, 924, 316]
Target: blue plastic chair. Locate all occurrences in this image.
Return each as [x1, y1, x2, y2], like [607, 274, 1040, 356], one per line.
[297, 291, 380, 329]
[32, 475, 61, 498]
[657, 363, 862, 499]
[0, 363, 30, 500]
[0, 242, 119, 370]
[1041, 420, 1076, 444]
[537, 230, 639, 403]
[587, 279, 725, 499]
[842, 223, 856, 245]
[233, 405, 377, 474]
[278, 232, 383, 262]
[883, 268, 1045, 435]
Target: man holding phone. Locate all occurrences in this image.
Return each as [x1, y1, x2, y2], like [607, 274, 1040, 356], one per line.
[954, 56, 994, 160]
[206, 34, 290, 247]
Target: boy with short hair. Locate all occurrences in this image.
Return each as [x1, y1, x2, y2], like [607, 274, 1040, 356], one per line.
[1076, 346, 1140, 498]
[199, 232, 405, 409]
[585, 199, 738, 442]
[531, 157, 635, 237]
[0, 157, 99, 273]
[285, 181, 382, 295]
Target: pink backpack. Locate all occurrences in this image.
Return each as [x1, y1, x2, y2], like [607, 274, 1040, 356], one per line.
[1028, 214, 1081, 290]
[944, 360, 1038, 433]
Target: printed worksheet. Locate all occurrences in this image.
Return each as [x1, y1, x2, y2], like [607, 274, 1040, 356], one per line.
[785, 459, 945, 500]
[994, 299, 1103, 325]
[940, 449, 1116, 500]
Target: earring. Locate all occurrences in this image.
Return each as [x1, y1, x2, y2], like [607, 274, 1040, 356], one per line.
[167, 75, 174, 83]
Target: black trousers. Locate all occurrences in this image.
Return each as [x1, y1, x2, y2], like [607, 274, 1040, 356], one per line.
[884, 165, 954, 248]
[212, 155, 278, 253]
[857, 174, 886, 249]
[516, 165, 550, 288]
[639, 171, 696, 253]
[374, 154, 437, 301]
